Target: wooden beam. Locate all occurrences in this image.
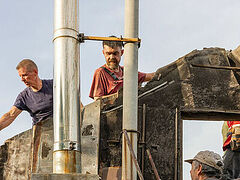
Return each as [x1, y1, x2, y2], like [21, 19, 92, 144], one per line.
[181, 109, 240, 121]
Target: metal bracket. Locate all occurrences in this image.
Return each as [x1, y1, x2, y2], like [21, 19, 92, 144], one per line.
[77, 33, 141, 48]
[107, 130, 145, 147]
[69, 141, 76, 150]
[120, 130, 141, 145]
[78, 33, 85, 43]
[53, 141, 80, 151]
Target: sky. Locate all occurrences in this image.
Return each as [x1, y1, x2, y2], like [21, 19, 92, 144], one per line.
[0, 0, 240, 179]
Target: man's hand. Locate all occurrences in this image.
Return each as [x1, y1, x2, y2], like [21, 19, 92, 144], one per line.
[0, 106, 22, 131]
[144, 72, 155, 82]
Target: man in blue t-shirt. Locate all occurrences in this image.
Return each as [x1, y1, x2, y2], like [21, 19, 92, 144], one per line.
[0, 59, 53, 130]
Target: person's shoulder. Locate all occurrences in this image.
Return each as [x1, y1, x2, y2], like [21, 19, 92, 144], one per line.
[18, 87, 31, 97]
[42, 79, 53, 85]
[43, 79, 53, 83]
[94, 65, 106, 74]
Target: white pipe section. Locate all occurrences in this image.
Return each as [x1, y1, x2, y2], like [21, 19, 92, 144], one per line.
[53, 0, 81, 173]
[122, 0, 139, 179]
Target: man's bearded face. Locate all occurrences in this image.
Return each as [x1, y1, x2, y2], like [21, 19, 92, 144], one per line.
[103, 45, 123, 70]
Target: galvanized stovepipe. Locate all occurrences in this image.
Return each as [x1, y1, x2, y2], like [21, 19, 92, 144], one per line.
[122, 0, 139, 179]
[53, 0, 81, 173]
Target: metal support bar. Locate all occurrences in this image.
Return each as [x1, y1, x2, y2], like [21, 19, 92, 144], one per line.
[191, 63, 240, 71]
[138, 81, 171, 99]
[101, 81, 173, 114]
[141, 104, 146, 174]
[146, 149, 161, 180]
[175, 108, 178, 180]
[123, 129, 144, 180]
[78, 33, 141, 44]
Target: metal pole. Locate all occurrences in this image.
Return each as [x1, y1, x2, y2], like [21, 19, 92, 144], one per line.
[175, 108, 178, 180]
[141, 104, 146, 174]
[123, 130, 144, 180]
[146, 149, 161, 180]
[53, 0, 81, 173]
[122, 0, 139, 179]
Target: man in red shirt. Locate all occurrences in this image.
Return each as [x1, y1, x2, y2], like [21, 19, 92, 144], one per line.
[89, 37, 155, 100]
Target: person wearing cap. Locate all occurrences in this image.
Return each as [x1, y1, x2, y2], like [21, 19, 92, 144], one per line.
[89, 36, 155, 100]
[185, 150, 224, 180]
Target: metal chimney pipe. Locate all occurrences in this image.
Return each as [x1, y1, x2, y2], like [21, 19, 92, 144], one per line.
[122, 0, 139, 179]
[53, 0, 81, 173]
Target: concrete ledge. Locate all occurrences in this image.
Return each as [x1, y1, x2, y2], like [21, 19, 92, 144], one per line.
[31, 173, 99, 180]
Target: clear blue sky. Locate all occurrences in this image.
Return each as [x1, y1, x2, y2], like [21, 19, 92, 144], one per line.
[0, 0, 240, 179]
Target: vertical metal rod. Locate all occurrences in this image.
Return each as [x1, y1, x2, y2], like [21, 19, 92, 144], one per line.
[141, 104, 146, 174]
[122, 0, 139, 179]
[53, 0, 81, 173]
[175, 108, 178, 180]
[179, 110, 183, 180]
[146, 149, 161, 180]
[123, 130, 144, 180]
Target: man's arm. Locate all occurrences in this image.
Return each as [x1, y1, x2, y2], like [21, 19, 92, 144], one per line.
[0, 106, 22, 131]
[89, 69, 106, 99]
[144, 72, 155, 82]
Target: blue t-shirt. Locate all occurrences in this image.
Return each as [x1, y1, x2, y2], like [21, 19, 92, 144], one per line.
[14, 79, 53, 125]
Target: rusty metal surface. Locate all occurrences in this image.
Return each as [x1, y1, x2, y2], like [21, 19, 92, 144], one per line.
[53, 150, 80, 173]
[81, 100, 101, 174]
[101, 167, 121, 180]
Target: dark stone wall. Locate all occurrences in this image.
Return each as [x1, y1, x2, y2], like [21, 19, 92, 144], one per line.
[99, 47, 240, 180]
